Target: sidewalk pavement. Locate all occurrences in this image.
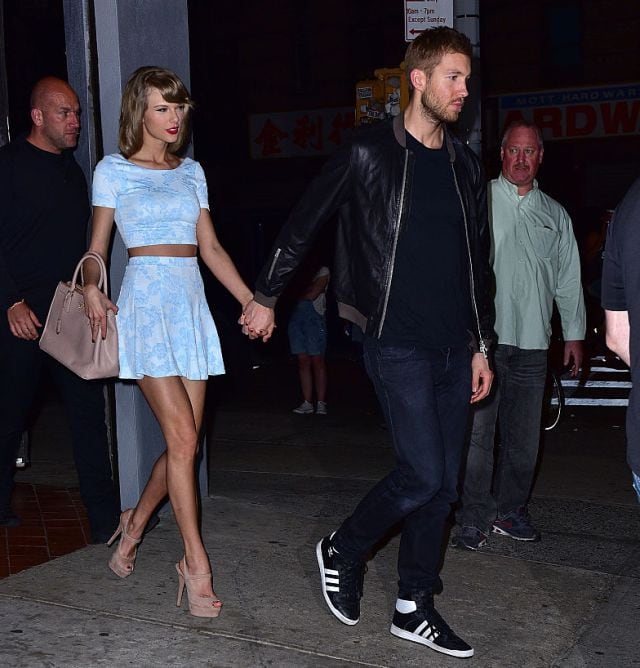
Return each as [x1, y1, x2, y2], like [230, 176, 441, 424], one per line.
[1, 356, 639, 667]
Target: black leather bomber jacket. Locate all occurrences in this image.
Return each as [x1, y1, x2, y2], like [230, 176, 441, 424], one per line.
[254, 113, 494, 355]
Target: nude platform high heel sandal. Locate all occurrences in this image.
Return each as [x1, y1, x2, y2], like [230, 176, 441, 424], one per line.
[106, 509, 142, 578]
[175, 558, 222, 618]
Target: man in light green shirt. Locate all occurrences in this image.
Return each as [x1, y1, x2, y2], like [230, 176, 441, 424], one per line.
[453, 120, 586, 550]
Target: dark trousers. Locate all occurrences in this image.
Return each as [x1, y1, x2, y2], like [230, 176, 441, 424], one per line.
[458, 344, 547, 532]
[333, 338, 472, 596]
[0, 325, 119, 540]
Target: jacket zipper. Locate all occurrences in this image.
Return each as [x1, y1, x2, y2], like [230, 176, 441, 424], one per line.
[266, 248, 282, 281]
[377, 149, 409, 338]
[451, 164, 487, 358]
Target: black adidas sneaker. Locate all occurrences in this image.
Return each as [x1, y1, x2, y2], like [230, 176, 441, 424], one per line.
[316, 532, 365, 625]
[390, 592, 474, 658]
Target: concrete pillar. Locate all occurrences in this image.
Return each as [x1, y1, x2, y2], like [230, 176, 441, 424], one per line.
[62, 0, 97, 183]
[454, 0, 481, 157]
[63, 0, 122, 482]
[84, 0, 207, 509]
[0, 3, 10, 147]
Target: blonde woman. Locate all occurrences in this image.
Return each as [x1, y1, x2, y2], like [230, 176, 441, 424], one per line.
[84, 66, 272, 617]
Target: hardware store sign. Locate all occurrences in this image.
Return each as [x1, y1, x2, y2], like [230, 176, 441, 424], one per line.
[498, 84, 640, 140]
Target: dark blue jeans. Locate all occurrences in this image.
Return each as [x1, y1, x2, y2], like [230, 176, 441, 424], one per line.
[333, 337, 472, 596]
[458, 344, 547, 532]
[0, 322, 119, 539]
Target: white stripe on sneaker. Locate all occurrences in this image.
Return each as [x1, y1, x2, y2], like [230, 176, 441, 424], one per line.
[421, 625, 439, 641]
[390, 624, 474, 658]
[415, 621, 428, 635]
[325, 568, 340, 592]
[316, 536, 359, 626]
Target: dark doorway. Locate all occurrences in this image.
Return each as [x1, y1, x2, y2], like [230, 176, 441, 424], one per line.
[1, 0, 67, 141]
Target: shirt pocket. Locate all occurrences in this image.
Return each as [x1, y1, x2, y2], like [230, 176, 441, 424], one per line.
[528, 224, 558, 260]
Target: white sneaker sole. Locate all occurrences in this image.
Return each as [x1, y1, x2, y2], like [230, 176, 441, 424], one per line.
[492, 526, 540, 541]
[390, 624, 474, 658]
[452, 536, 487, 551]
[315, 538, 359, 626]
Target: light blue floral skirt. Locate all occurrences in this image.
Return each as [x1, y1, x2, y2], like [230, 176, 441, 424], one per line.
[116, 257, 225, 380]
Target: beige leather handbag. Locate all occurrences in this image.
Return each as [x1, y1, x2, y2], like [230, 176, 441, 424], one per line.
[39, 251, 119, 380]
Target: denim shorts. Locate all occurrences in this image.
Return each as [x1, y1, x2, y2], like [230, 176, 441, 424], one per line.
[117, 256, 225, 380]
[633, 471, 640, 504]
[287, 300, 327, 356]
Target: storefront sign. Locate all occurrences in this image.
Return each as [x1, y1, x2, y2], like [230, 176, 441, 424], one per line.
[498, 84, 640, 141]
[249, 107, 354, 159]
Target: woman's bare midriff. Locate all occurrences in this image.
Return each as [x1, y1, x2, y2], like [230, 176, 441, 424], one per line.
[128, 244, 197, 257]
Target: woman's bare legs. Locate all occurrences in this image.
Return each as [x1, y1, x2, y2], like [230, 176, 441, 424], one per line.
[296, 353, 327, 404]
[310, 354, 327, 403]
[116, 376, 216, 599]
[296, 353, 313, 403]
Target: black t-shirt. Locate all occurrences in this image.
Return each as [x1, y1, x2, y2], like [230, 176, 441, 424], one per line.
[380, 131, 472, 348]
[601, 175, 640, 475]
[0, 137, 90, 318]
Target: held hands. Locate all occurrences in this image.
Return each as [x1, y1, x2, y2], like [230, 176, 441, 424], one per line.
[470, 352, 493, 404]
[7, 301, 42, 340]
[83, 284, 118, 342]
[239, 299, 275, 342]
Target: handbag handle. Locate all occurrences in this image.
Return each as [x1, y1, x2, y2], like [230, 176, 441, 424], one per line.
[72, 251, 109, 297]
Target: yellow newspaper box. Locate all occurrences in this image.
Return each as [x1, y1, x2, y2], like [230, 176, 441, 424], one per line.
[355, 78, 385, 125]
[355, 66, 409, 126]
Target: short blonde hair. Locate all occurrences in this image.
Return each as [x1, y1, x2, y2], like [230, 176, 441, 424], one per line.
[119, 66, 193, 158]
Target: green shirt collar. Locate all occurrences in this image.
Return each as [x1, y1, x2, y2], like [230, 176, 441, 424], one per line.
[498, 173, 539, 200]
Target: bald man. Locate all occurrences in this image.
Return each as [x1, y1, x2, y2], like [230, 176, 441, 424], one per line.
[0, 77, 119, 541]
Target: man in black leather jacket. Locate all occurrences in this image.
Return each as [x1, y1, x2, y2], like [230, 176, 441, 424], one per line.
[243, 27, 493, 659]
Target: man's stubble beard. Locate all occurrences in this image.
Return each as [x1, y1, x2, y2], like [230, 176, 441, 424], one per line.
[420, 88, 460, 125]
[47, 131, 78, 152]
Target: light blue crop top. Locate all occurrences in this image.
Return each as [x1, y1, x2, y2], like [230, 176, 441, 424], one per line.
[91, 154, 209, 248]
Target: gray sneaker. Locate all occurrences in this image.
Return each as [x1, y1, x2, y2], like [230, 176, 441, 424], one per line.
[293, 400, 314, 415]
[316, 401, 328, 415]
[451, 526, 488, 551]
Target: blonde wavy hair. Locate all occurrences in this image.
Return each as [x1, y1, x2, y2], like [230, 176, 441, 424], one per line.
[119, 66, 193, 158]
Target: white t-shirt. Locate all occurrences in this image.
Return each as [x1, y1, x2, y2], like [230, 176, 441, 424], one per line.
[312, 266, 330, 315]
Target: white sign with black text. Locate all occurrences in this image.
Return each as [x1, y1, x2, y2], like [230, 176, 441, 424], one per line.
[404, 0, 453, 42]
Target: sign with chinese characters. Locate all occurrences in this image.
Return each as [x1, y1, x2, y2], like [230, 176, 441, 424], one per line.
[405, 0, 453, 42]
[249, 107, 354, 159]
[497, 84, 640, 141]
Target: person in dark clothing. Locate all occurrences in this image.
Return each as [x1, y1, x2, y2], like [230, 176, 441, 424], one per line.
[602, 182, 640, 504]
[242, 28, 493, 659]
[0, 77, 119, 542]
